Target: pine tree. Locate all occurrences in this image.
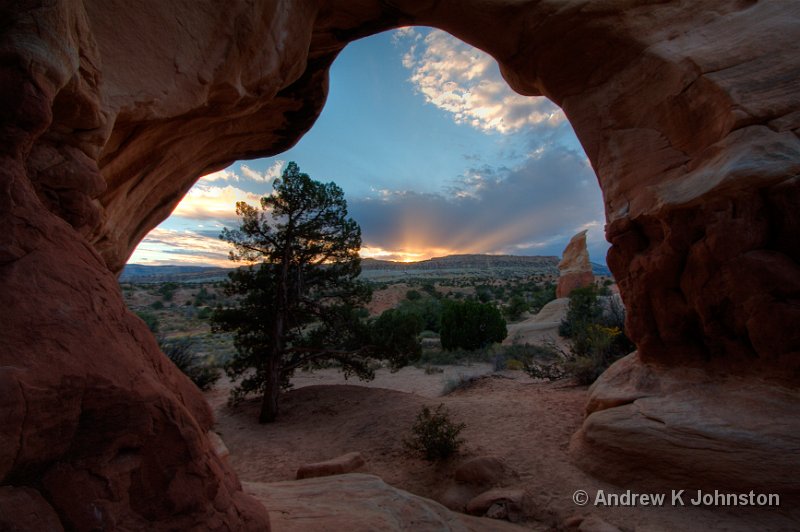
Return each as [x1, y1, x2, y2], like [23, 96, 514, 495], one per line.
[212, 162, 419, 422]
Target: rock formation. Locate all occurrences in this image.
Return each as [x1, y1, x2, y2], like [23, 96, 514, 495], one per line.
[295, 452, 367, 480]
[556, 230, 595, 298]
[571, 352, 800, 493]
[245, 474, 526, 531]
[2, 0, 799, 528]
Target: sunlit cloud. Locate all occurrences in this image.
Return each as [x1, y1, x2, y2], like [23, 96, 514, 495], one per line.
[200, 168, 238, 183]
[396, 28, 565, 134]
[172, 184, 264, 220]
[241, 160, 285, 182]
[350, 145, 609, 262]
[128, 228, 234, 267]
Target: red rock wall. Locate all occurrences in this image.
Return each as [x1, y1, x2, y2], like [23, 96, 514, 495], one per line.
[2, 0, 799, 526]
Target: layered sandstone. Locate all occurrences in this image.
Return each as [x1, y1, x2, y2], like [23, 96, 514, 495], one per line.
[556, 230, 595, 298]
[2, 0, 799, 528]
[571, 353, 800, 492]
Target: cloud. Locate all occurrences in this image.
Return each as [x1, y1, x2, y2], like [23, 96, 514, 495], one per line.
[396, 28, 565, 134]
[200, 168, 238, 182]
[349, 145, 609, 262]
[171, 184, 263, 220]
[241, 160, 285, 182]
[128, 227, 234, 267]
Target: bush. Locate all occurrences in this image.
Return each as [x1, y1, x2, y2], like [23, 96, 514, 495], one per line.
[440, 300, 507, 351]
[565, 324, 624, 385]
[555, 288, 635, 385]
[135, 310, 160, 333]
[158, 282, 179, 302]
[159, 337, 221, 391]
[405, 404, 465, 461]
[559, 286, 602, 340]
[529, 282, 556, 314]
[396, 297, 443, 333]
[406, 289, 422, 301]
[503, 295, 528, 322]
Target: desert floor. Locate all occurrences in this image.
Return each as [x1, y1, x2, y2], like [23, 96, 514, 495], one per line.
[206, 366, 798, 531]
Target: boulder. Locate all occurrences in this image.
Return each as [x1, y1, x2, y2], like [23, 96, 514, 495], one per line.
[245, 474, 526, 531]
[571, 353, 800, 493]
[296, 452, 366, 480]
[466, 489, 526, 522]
[439, 483, 483, 512]
[556, 231, 595, 298]
[208, 431, 230, 461]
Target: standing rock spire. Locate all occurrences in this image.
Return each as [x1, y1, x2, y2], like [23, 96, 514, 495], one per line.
[556, 230, 595, 298]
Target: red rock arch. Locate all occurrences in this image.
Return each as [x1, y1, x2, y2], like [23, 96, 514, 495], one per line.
[1, 1, 798, 528]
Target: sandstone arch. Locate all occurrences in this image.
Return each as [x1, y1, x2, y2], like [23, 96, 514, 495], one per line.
[1, 0, 798, 528]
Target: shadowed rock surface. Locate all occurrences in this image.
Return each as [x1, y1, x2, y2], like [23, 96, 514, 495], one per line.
[245, 474, 526, 531]
[2, 0, 799, 528]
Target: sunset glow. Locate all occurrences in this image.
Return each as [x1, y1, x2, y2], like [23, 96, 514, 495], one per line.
[360, 245, 458, 263]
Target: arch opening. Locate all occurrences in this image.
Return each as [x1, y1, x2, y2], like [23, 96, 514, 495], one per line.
[127, 27, 609, 270]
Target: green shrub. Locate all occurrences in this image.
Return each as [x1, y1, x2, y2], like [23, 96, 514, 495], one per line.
[396, 297, 443, 333]
[565, 324, 624, 385]
[555, 288, 635, 385]
[529, 282, 556, 314]
[158, 282, 179, 302]
[440, 300, 507, 351]
[503, 295, 528, 322]
[159, 337, 221, 391]
[405, 404, 465, 461]
[406, 289, 422, 301]
[559, 286, 602, 340]
[135, 310, 160, 332]
[150, 300, 164, 310]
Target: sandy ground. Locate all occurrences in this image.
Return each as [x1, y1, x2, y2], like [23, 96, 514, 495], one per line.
[205, 367, 798, 531]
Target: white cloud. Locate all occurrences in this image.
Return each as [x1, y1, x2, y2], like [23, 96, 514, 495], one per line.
[172, 184, 263, 220]
[200, 168, 238, 182]
[129, 227, 234, 267]
[241, 160, 285, 182]
[396, 29, 565, 134]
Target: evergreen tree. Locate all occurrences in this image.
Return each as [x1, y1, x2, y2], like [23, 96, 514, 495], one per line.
[212, 162, 419, 422]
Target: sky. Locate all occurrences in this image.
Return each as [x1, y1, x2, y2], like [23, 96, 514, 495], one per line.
[129, 27, 609, 267]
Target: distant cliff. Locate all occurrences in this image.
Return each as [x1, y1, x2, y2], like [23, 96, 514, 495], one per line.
[360, 254, 559, 273]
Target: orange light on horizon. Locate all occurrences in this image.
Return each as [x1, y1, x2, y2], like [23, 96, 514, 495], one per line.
[360, 245, 457, 263]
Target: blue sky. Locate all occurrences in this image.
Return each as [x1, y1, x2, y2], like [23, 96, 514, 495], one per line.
[129, 28, 609, 266]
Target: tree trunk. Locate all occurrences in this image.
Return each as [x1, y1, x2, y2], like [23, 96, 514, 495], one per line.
[260, 229, 291, 423]
[259, 354, 280, 423]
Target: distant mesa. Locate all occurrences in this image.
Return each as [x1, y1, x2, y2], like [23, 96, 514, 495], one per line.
[121, 254, 610, 284]
[360, 254, 559, 273]
[119, 264, 233, 283]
